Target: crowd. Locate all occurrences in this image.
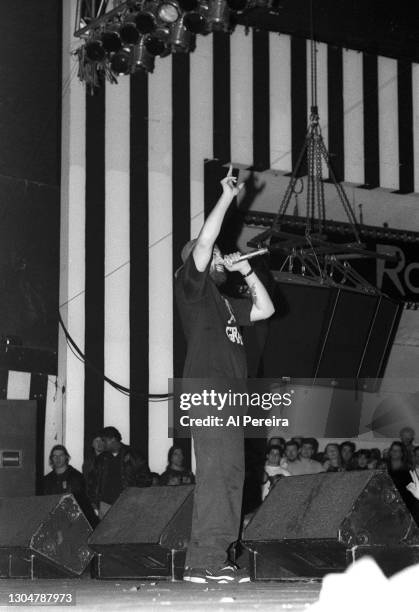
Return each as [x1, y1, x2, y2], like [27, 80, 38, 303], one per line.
[258, 427, 419, 524]
[42, 426, 193, 525]
[41, 425, 419, 528]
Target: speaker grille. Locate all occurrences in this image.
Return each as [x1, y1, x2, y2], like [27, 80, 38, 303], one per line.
[89, 486, 194, 545]
[245, 472, 377, 540]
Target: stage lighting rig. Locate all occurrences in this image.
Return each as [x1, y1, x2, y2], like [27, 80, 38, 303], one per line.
[74, 0, 275, 90]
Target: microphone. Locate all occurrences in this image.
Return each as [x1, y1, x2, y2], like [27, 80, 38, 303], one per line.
[230, 247, 269, 263]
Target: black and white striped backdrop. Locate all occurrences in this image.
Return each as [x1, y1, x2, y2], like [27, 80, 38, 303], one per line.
[56, 0, 419, 473]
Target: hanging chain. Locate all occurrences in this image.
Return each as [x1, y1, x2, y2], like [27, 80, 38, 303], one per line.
[270, 0, 362, 248]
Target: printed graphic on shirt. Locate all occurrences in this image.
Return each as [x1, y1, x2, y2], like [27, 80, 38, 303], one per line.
[223, 297, 244, 345]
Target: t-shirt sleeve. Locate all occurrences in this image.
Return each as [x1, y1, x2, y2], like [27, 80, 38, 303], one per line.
[228, 296, 253, 326]
[178, 253, 210, 301]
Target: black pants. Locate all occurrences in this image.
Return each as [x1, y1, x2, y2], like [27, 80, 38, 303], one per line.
[186, 408, 244, 569]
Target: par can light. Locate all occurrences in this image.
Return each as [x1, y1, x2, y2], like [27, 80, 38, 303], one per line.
[158, 1, 181, 24]
[101, 30, 122, 52]
[120, 21, 141, 44]
[135, 1, 159, 33]
[110, 47, 132, 74]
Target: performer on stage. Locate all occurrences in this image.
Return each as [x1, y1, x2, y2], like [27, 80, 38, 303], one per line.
[175, 165, 275, 584]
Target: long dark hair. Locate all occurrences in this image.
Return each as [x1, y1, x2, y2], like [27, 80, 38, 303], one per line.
[387, 441, 409, 471]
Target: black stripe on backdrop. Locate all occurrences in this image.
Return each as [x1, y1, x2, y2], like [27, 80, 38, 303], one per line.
[327, 46, 344, 182]
[172, 53, 192, 465]
[129, 71, 149, 455]
[397, 60, 414, 194]
[362, 54, 379, 188]
[252, 29, 270, 170]
[0, 369, 8, 399]
[30, 373, 48, 493]
[84, 88, 105, 450]
[213, 32, 231, 163]
[290, 36, 307, 176]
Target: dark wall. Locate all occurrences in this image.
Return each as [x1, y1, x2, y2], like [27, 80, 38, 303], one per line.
[0, 1, 61, 353]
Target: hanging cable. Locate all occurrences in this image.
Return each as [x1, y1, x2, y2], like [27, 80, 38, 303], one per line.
[58, 312, 172, 400]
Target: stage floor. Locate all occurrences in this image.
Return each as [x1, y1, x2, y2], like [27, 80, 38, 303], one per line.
[0, 578, 321, 611]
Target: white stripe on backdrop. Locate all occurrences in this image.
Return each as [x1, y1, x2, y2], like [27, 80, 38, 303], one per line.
[231, 28, 253, 166]
[148, 56, 174, 474]
[269, 33, 292, 172]
[104, 78, 131, 440]
[343, 49, 365, 185]
[190, 35, 213, 240]
[378, 56, 399, 190]
[58, 0, 86, 471]
[412, 63, 419, 194]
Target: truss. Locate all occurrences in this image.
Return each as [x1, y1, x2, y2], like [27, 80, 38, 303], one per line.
[75, 0, 131, 37]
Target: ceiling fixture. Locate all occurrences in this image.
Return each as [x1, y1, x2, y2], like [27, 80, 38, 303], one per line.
[74, 0, 275, 91]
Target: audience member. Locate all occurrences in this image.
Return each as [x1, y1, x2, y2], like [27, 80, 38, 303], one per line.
[42, 445, 98, 527]
[355, 450, 370, 470]
[261, 445, 290, 500]
[400, 427, 416, 468]
[91, 426, 152, 518]
[368, 448, 382, 470]
[322, 443, 343, 472]
[159, 446, 195, 486]
[283, 438, 324, 475]
[340, 441, 357, 471]
[281, 440, 299, 471]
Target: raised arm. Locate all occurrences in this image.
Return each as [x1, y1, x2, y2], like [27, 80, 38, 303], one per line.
[223, 253, 275, 322]
[193, 165, 243, 271]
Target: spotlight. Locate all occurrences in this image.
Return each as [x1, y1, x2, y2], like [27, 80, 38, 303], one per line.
[158, 1, 181, 24]
[101, 29, 122, 52]
[84, 39, 106, 62]
[184, 0, 208, 33]
[145, 26, 170, 55]
[132, 37, 155, 72]
[110, 47, 132, 74]
[134, 1, 159, 33]
[206, 0, 230, 32]
[226, 0, 247, 9]
[170, 19, 194, 52]
[120, 21, 141, 44]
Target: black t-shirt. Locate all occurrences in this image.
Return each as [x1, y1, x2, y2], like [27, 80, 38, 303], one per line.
[43, 466, 85, 496]
[175, 254, 252, 379]
[101, 453, 123, 504]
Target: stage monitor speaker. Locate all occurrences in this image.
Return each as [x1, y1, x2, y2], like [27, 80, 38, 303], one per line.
[260, 273, 402, 388]
[89, 485, 194, 579]
[0, 400, 37, 497]
[243, 471, 419, 579]
[0, 494, 93, 578]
